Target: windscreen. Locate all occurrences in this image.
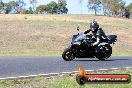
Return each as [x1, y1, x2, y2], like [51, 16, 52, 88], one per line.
[74, 33, 86, 42]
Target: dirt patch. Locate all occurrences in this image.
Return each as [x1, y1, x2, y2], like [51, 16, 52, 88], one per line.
[56, 32, 69, 39]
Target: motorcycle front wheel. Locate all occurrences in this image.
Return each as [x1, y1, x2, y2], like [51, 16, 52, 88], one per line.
[62, 47, 75, 61]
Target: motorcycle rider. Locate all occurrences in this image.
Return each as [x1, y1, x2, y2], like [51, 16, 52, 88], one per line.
[83, 20, 106, 46]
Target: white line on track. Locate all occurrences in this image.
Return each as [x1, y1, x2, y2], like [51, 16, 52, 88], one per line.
[0, 67, 131, 80]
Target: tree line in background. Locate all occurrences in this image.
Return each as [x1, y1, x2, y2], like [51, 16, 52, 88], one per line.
[0, 0, 68, 14]
[0, 0, 132, 18]
[87, 0, 132, 18]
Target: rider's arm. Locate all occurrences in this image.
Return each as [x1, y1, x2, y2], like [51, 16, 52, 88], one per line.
[93, 30, 101, 46]
[83, 28, 91, 34]
[93, 37, 100, 46]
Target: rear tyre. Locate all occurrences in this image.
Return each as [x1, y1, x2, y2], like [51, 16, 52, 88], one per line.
[95, 44, 112, 61]
[62, 47, 75, 61]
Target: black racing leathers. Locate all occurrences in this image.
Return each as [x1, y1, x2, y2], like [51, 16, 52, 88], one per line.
[83, 28, 106, 45]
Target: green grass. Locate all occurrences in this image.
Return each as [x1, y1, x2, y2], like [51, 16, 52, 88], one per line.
[0, 14, 132, 56]
[0, 52, 61, 56]
[113, 52, 132, 56]
[0, 52, 131, 56]
[0, 69, 132, 88]
[0, 77, 51, 88]
[50, 69, 132, 88]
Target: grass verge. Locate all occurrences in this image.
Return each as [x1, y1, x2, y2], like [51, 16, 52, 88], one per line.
[0, 14, 132, 56]
[0, 69, 132, 88]
[0, 52, 132, 56]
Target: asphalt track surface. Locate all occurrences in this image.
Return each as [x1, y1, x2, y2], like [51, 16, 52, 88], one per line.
[0, 56, 132, 78]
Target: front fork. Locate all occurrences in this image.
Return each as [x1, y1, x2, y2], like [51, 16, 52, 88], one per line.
[70, 44, 80, 57]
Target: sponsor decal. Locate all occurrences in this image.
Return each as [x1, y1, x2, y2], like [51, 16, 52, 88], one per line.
[76, 66, 131, 85]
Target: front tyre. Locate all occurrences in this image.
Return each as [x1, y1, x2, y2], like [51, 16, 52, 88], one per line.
[62, 47, 75, 61]
[95, 44, 112, 61]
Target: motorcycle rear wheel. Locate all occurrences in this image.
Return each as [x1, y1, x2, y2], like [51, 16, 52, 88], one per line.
[95, 45, 112, 61]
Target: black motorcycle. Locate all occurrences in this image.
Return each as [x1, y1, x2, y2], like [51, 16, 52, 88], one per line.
[62, 26, 117, 61]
